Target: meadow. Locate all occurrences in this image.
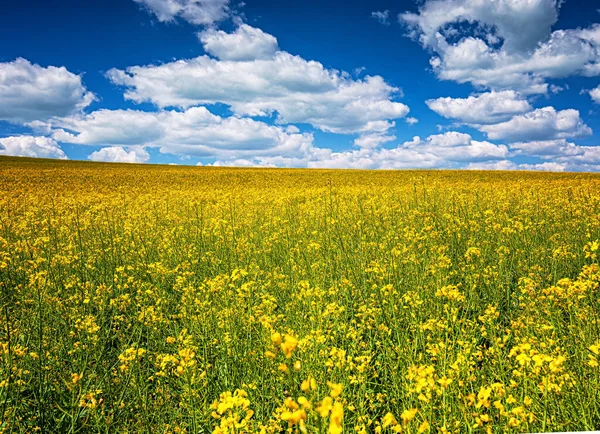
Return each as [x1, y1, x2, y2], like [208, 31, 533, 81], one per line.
[1, 156, 600, 433]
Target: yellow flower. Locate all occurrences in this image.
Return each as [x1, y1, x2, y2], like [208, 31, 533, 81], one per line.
[301, 376, 317, 393]
[297, 396, 312, 409]
[281, 409, 307, 425]
[327, 382, 343, 398]
[316, 396, 333, 418]
[281, 334, 298, 358]
[400, 408, 417, 424]
[71, 373, 83, 385]
[328, 402, 343, 434]
[417, 420, 430, 433]
[271, 332, 282, 346]
[437, 377, 452, 388]
[382, 413, 397, 428]
[301, 379, 310, 393]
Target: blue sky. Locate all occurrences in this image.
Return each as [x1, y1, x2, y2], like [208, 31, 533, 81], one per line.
[1, 0, 599, 170]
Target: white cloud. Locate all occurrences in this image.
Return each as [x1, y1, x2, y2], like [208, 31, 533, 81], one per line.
[31, 103, 599, 171]
[590, 85, 600, 103]
[0, 136, 67, 159]
[372, 10, 390, 25]
[405, 132, 509, 161]
[467, 160, 518, 171]
[199, 24, 279, 61]
[425, 131, 471, 147]
[209, 131, 509, 169]
[554, 145, 600, 168]
[353, 134, 396, 149]
[306, 146, 440, 169]
[88, 146, 150, 163]
[400, 0, 600, 93]
[479, 107, 592, 142]
[509, 139, 583, 158]
[405, 117, 419, 125]
[467, 160, 571, 172]
[210, 146, 443, 170]
[133, 0, 230, 25]
[520, 162, 567, 172]
[499, 139, 600, 172]
[107, 25, 409, 136]
[426, 90, 532, 124]
[426, 92, 592, 145]
[33, 104, 514, 169]
[0, 58, 95, 123]
[37, 107, 314, 159]
[401, 0, 560, 54]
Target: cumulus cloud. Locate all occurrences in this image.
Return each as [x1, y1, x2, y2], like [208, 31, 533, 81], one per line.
[0, 58, 95, 123]
[467, 160, 570, 172]
[426, 91, 532, 124]
[107, 25, 409, 136]
[209, 131, 509, 169]
[133, 0, 230, 25]
[401, 0, 559, 53]
[426, 92, 592, 145]
[509, 139, 583, 158]
[469, 140, 600, 172]
[199, 24, 279, 61]
[405, 117, 419, 125]
[208, 146, 441, 170]
[590, 85, 600, 103]
[520, 162, 568, 172]
[32, 101, 515, 169]
[406, 132, 509, 161]
[553, 146, 600, 170]
[479, 107, 592, 142]
[353, 134, 396, 149]
[37, 107, 314, 159]
[467, 160, 519, 171]
[88, 146, 150, 163]
[371, 10, 390, 25]
[0, 136, 67, 159]
[400, 0, 600, 93]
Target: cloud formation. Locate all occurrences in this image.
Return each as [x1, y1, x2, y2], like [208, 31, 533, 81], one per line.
[199, 24, 279, 61]
[107, 25, 409, 137]
[209, 132, 508, 169]
[133, 0, 230, 25]
[400, 0, 600, 93]
[37, 107, 314, 159]
[479, 107, 592, 142]
[0, 58, 95, 123]
[426, 91, 532, 124]
[371, 10, 390, 26]
[0, 135, 67, 159]
[88, 146, 150, 163]
[590, 85, 600, 103]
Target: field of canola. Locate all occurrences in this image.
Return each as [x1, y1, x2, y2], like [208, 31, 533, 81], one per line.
[1, 156, 600, 433]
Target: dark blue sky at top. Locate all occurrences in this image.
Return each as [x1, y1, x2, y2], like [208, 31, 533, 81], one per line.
[0, 0, 599, 165]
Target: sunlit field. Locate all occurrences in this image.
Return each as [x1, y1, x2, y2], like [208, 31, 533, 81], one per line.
[1, 156, 600, 433]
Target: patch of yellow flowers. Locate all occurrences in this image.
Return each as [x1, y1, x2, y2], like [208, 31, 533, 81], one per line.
[1, 156, 600, 432]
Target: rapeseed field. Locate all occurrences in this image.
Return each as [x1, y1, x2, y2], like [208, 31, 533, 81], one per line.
[1, 156, 600, 433]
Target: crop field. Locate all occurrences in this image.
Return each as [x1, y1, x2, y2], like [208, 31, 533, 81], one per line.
[1, 156, 600, 433]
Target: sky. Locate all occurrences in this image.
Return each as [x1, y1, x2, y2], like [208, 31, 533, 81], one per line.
[1, 0, 600, 171]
